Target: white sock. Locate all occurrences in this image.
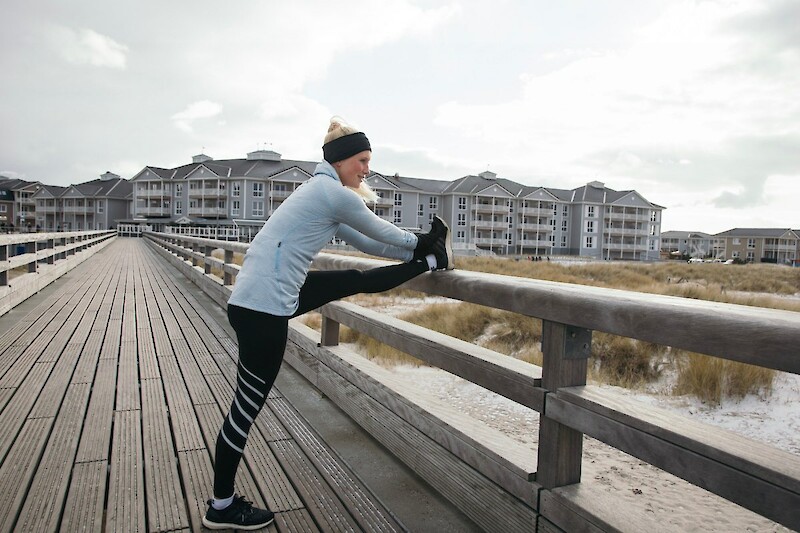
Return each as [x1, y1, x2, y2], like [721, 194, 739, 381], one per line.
[425, 254, 437, 271]
[212, 494, 234, 510]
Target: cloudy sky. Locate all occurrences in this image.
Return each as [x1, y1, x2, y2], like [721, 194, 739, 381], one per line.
[1, 0, 798, 234]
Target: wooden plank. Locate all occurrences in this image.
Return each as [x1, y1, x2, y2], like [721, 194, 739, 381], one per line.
[275, 508, 321, 533]
[61, 461, 107, 532]
[176, 449, 222, 533]
[271, 439, 359, 532]
[75, 358, 117, 463]
[28, 343, 82, 418]
[16, 383, 91, 532]
[159, 355, 205, 451]
[106, 410, 145, 533]
[313, 360, 538, 532]
[321, 301, 544, 411]
[548, 386, 800, 530]
[171, 339, 217, 405]
[242, 428, 303, 512]
[268, 395, 404, 532]
[0, 338, 51, 387]
[141, 378, 191, 532]
[0, 362, 54, 463]
[287, 324, 538, 493]
[115, 341, 139, 411]
[137, 320, 160, 380]
[0, 418, 50, 532]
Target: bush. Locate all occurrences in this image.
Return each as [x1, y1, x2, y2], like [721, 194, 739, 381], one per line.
[673, 351, 774, 405]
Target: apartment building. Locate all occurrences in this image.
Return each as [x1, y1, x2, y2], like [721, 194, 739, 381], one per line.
[0, 177, 41, 230]
[32, 172, 133, 231]
[660, 231, 715, 259]
[711, 228, 799, 264]
[130, 151, 664, 260]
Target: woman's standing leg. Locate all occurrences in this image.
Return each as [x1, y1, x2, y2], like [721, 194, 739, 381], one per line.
[204, 305, 285, 529]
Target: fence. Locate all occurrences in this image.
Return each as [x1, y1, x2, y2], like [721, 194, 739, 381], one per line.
[142, 231, 800, 532]
[0, 230, 116, 316]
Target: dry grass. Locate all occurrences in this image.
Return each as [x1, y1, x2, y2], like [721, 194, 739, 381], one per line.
[673, 351, 775, 405]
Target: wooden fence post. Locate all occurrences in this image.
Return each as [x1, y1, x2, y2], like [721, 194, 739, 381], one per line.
[537, 320, 592, 488]
[320, 316, 340, 347]
[224, 249, 234, 285]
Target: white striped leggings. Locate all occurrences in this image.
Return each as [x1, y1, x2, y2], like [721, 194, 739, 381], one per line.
[213, 260, 429, 498]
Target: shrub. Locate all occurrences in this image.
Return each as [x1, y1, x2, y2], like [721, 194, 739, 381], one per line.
[673, 351, 774, 405]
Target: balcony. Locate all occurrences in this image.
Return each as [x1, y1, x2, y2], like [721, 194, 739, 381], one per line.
[270, 189, 292, 199]
[519, 239, 553, 247]
[62, 206, 94, 214]
[605, 226, 650, 236]
[189, 188, 226, 198]
[519, 207, 553, 216]
[136, 189, 169, 198]
[473, 238, 509, 246]
[605, 211, 652, 222]
[518, 223, 552, 232]
[604, 242, 649, 251]
[473, 203, 510, 215]
[188, 207, 227, 217]
[136, 207, 171, 217]
[473, 220, 506, 230]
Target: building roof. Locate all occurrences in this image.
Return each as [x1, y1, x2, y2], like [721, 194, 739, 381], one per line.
[714, 228, 799, 238]
[661, 231, 713, 239]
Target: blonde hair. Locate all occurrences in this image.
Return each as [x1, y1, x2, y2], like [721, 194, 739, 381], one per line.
[324, 116, 378, 203]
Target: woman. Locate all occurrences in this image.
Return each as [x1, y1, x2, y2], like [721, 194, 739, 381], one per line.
[203, 117, 453, 530]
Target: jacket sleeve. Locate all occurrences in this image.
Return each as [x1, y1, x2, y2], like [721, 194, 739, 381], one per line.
[335, 224, 415, 261]
[330, 187, 418, 253]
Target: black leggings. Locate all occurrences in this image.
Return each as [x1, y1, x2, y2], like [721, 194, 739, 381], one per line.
[213, 260, 429, 498]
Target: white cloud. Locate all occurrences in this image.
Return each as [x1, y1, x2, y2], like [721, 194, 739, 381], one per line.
[171, 100, 223, 133]
[49, 26, 128, 69]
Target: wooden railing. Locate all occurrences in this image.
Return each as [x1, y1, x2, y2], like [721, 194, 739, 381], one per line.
[0, 230, 116, 316]
[143, 231, 800, 532]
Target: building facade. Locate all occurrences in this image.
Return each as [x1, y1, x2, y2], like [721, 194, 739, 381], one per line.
[660, 231, 715, 259]
[712, 228, 799, 264]
[32, 172, 132, 231]
[129, 152, 663, 260]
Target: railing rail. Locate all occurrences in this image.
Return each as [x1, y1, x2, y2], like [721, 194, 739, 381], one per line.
[142, 231, 800, 531]
[0, 230, 116, 315]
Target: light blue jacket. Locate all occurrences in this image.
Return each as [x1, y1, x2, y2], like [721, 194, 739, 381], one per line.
[228, 161, 418, 316]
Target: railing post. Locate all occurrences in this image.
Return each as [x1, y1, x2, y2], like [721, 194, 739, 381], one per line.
[0, 244, 7, 286]
[191, 243, 199, 267]
[536, 320, 592, 488]
[224, 249, 234, 285]
[320, 316, 340, 347]
[26, 240, 37, 273]
[47, 238, 55, 265]
[204, 246, 212, 275]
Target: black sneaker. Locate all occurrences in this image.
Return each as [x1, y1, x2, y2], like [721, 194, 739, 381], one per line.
[430, 216, 454, 270]
[202, 495, 274, 530]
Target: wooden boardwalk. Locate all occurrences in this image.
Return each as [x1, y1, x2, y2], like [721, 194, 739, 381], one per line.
[0, 238, 405, 532]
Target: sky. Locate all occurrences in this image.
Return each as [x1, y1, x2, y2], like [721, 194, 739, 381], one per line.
[1, 0, 798, 234]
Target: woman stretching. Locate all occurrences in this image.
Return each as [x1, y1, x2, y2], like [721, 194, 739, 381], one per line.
[203, 117, 453, 530]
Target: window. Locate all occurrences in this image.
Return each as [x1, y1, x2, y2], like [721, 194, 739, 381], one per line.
[232, 201, 241, 216]
[175, 201, 182, 215]
[586, 221, 594, 233]
[563, 205, 568, 215]
[0, 205, 6, 213]
[746, 251, 755, 262]
[585, 236, 595, 248]
[747, 238, 756, 249]
[97, 200, 104, 214]
[458, 213, 466, 226]
[418, 204, 424, 217]
[506, 233, 512, 245]
[253, 201, 264, 217]
[562, 220, 567, 230]
[457, 230, 465, 240]
[587, 206, 595, 218]
[394, 193, 403, 206]
[561, 236, 567, 247]
[232, 182, 241, 197]
[253, 183, 264, 198]
[458, 197, 467, 210]
[650, 211, 657, 222]
[429, 196, 438, 209]
[394, 210, 402, 224]
[176, 184, 183, 195]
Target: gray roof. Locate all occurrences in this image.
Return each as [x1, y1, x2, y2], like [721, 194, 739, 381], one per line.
[661, 231, 713, 239]
[714, 228, 799, 238]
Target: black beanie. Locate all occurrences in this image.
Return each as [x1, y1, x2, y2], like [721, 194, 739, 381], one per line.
[322, 132, 371, 163]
